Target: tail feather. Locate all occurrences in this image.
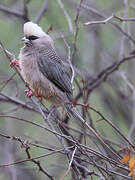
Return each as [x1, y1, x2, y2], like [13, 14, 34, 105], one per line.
[65, 104, 85, 123]
[66, 104, 120, 159]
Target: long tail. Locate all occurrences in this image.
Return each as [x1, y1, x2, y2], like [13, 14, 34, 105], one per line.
[65, 104, 101, 140]
[65, 104, 85, 123]
[65, 104, 120, 159]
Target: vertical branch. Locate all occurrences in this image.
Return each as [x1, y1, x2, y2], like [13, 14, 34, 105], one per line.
[23, 0, 30, 22]
[72, 0, 84, 63]
[61, 34, 75, 84]
[119, 0, 129, 59]
[57, 0, 73, 33]
[34, 0, 49, 24]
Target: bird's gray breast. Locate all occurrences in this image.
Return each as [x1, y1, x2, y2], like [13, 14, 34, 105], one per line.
[19, 46, 42, 90]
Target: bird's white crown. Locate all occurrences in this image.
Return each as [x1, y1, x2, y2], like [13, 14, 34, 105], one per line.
[24, 21, 47, 38]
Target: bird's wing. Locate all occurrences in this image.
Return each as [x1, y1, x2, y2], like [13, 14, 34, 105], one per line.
[37, 51, 72, 94]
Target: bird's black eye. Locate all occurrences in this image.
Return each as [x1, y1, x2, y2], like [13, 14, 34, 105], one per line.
[27, 35, 39, 40]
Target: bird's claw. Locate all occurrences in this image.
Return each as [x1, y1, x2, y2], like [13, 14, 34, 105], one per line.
[25, 89, 33, 98]
[24, 89, 42, 100]
[10, 59, 19, 67]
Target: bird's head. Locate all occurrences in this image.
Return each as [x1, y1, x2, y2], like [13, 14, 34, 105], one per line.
[21, 21, 52, 46]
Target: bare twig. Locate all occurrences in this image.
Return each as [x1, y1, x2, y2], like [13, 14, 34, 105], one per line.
[34, 0, 49, 24]
[23, 0, 29, 22]
[1, 4, 134, 178]
[0, 148, 67, 168]
[84, 15, 135, 26]
[25, 145, 54, 180]
[0, 114, 73, 141]
[57, 0, 73, 33]
[80, 3, 135, 45]
[87, 53, 135, 92]
[0, 5, 24, 18]
[0, 41, 24, 83]
[114, 15, 135, 22]
[0, 4, 29, 21]
[60, 146, 77, 180]
[84, 15, 114, 25]
[120, 71, 135, 141]
[90, 106, 134, 149]
[72, 0, 84, 63]
[61, 34, 75, 84]
[0, 72, 17, 92]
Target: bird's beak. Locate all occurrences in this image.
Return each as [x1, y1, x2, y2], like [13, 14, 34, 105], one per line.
[21, 37, 30, 44]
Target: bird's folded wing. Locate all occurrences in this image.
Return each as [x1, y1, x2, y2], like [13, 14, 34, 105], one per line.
[37, 54, 72, 94]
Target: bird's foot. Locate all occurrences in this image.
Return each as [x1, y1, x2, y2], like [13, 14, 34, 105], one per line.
[25, 89, 43, 100]
[10, 59, 19, 67]
[25, 89, 33, 98]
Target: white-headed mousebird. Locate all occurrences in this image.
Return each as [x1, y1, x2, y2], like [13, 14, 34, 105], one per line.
[19, 22, 72, 107]
[13, 22, 85, 122]
[11, 22, 120, 158]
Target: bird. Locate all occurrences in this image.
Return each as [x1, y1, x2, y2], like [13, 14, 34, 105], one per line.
[16, 22, 86, 123]
[9, 22, 120, 158]
[19, 21, 73, 108]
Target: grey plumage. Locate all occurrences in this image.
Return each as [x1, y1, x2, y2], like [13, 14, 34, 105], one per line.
[19, 23, 115, 158]
[19, 22, 87, 127]
[37, 47, 72, 94]
[19, 22, 72, 106]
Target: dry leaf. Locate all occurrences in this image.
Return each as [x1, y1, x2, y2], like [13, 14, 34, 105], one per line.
[129, 156, 135, 171]
[121, 152, 130, 164]
[128, 167, 135, 180]
[128, 156, 135, 180]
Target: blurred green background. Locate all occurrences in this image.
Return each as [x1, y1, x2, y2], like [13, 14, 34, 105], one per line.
[0, 0, 135, 179]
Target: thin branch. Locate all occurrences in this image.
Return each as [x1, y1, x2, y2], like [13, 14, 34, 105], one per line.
[72, 0, 84, 62]
[76, 156, 131, 179]
[120, 71, 135, 141]
[75, 52, 135, 101]
[87, 53, 135, 92]
[0, 41, 24, 83]
[0, 148, 67, 168]
[84, 14, 135, 26]
[0, 131, 74, 154]
[114, 15, 135, 22]
[60, 146, 77, 180]
[61, 34, 75, 84]
[80, 3, 135, 44]
[0, 5, 24, 18]
[23, 0, 29, 22]
[0, 4, 29, 21]
[0, 92, 38, 112]
[84, 15, 114, 25]
[0, 72, 17, 92]
[90, 106, 134, 150]
[0, 115, 73, 141]
[0, 116, 129, 173]
[57, 0, 73, 33]
[25, 146, 54, 180]
[34, 0, 48, 24]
